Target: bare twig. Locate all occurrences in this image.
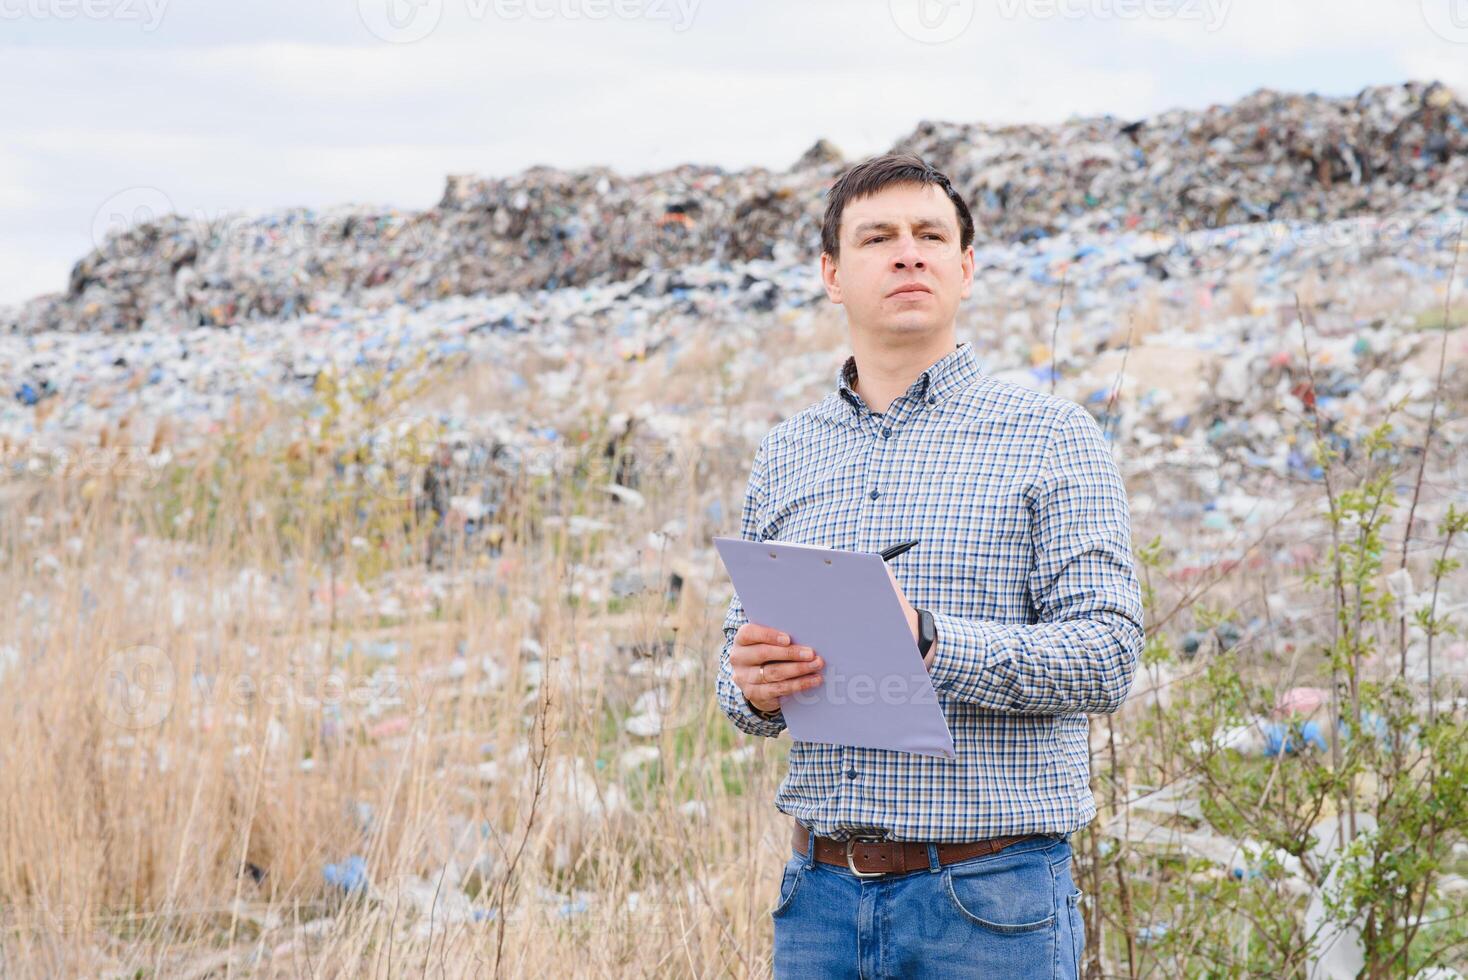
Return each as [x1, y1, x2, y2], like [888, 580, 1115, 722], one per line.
[1398, 222, 1464, 571]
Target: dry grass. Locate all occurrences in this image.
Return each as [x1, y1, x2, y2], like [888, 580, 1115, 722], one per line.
[0, 342, 816, 978]
[2, 280, 1465, 976]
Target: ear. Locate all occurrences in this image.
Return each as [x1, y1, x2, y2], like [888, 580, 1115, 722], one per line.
[959, 244, 975, 301]
[820, 252, 843, 304]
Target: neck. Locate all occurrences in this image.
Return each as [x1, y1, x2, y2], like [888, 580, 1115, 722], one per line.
[850, 331, 959, 415]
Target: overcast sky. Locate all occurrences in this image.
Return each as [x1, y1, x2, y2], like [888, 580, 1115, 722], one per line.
[3, 0, 1465, 306]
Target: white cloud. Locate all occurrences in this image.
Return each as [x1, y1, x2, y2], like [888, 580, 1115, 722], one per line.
[0, 1, 1460, 306]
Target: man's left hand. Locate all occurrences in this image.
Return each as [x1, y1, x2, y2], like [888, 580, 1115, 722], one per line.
[884, 564, 935, 670]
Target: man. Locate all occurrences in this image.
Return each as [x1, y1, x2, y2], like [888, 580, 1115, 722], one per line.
[714, 153, 1143, 978]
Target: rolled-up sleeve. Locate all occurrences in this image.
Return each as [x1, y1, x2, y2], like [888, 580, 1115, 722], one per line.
[715, 439, 787, 737]
[926, 403, 1143, 714]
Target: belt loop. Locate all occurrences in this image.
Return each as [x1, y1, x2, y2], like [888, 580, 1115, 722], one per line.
[806, 824, 816, 871]
[926, 842, 940, 873]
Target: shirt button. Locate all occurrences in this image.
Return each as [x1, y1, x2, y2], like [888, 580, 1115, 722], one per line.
[846, 768, 858, 780]
[869, 489, 880, 500]
[927, 396, 936, 406]
[881, 427, 892, 439]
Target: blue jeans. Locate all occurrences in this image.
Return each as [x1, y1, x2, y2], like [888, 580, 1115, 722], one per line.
[770, 828, 1084, 979]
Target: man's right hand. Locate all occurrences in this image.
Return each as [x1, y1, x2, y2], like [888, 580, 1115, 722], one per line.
[731, 623, 824, 714]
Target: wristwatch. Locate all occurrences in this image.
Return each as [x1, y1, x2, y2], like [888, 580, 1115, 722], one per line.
[914, 607, 936, 659]
[747, 696, 781, 720]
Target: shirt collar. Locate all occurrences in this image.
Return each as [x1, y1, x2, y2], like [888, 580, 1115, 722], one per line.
[835, 341, 981, 417]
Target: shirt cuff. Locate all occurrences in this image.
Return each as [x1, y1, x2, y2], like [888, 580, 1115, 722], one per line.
[722, 686, 787, 737]
[746, 695, 786, 725]
[926, 610, 1017, 712]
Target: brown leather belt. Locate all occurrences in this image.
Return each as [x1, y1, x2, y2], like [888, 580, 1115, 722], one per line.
[793, 821, 1040, 878]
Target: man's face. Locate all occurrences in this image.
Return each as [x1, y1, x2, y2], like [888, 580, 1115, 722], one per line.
[820, 181, 974, 339]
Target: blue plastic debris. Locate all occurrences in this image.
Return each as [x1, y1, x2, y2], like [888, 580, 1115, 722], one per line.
[324, 855, 369, 894]
[1137, 923, 1170, 944]
[1262, 720, 1328, 756]
[557, 895, 590, 919]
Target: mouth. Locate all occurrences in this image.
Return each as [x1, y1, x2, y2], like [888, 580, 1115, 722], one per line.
[887, 284, 932, 298]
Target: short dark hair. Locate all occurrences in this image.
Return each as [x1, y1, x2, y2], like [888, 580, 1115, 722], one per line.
[820, 152, 975, 260]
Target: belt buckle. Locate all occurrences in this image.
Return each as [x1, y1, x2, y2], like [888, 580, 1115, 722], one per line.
[844, 834, 891, 878]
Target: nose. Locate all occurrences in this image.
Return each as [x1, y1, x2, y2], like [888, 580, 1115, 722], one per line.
[891, 234, 925, 270]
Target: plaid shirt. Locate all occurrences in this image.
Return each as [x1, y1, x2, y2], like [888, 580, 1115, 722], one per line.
[715, 341, 1144, 842]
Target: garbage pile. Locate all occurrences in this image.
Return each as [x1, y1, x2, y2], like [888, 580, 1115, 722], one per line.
[4, 204, 1465, 518]
[5, 162, 824, 335]
[899, 80, 1468, 242]
[3, 81, 1466, 581]
[4, 81, 1463, 336]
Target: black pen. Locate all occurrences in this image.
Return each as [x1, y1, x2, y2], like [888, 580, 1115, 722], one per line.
[878, 538, 920, 562]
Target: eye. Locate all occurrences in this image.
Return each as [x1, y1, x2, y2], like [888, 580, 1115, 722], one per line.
[865, 237, 885, 245]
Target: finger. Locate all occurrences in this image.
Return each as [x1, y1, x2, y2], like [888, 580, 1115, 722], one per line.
[747, 655, 824, 685]
[735, 623, 792, 648]
[755, 672, 824, 699]
[730, 642, 818, 667]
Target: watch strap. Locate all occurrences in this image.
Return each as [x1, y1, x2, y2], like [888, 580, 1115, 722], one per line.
[915, 607, 935, 657]
[747, 696, 781, 720]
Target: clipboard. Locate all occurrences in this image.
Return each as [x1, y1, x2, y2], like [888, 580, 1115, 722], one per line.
[714, 536, 957, 759]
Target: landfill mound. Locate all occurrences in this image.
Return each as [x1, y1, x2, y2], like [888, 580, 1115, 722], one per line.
[5, 80, 1465, 336]
[897, 80, 1466, 239]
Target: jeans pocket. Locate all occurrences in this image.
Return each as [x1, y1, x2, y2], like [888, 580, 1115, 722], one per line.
[769, 857, 805, 918]
[942, 859, 1057, 934]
